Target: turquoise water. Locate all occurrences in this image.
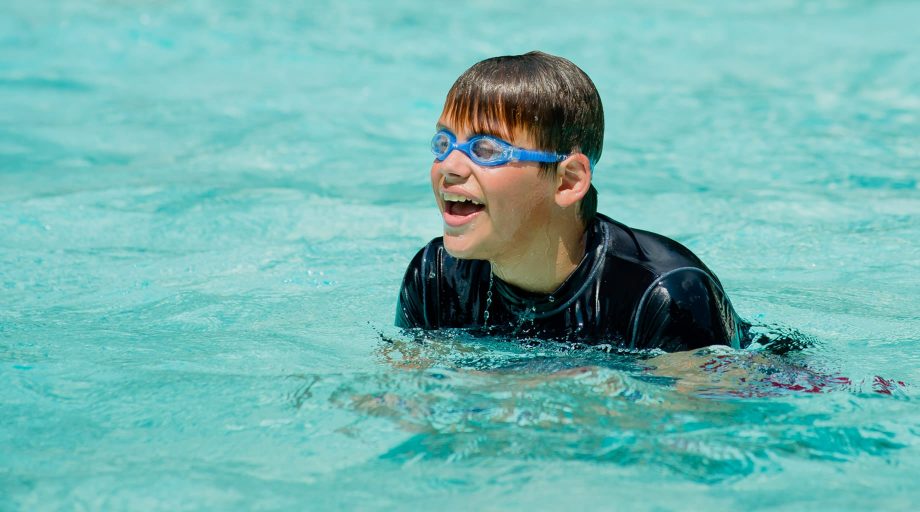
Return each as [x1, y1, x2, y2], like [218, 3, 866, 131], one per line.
[2, 0, 919, 509]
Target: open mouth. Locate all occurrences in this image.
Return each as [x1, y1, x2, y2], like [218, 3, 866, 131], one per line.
[442, 192, 485, 224]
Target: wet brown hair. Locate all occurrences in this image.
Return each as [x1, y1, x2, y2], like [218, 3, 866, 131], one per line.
[440, 51, 604, 222]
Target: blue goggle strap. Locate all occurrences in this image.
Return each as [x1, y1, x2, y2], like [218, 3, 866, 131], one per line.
[510, 148, 568, 163]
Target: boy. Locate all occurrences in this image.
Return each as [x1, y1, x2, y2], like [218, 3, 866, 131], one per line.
[396, 51, 748, 352]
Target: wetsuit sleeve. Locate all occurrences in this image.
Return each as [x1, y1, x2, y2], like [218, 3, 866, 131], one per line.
[630, 268, 745, 352]
[395, 245, 436, 329]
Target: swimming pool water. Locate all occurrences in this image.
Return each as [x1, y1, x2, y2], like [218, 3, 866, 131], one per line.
[2, 0, 919, 510]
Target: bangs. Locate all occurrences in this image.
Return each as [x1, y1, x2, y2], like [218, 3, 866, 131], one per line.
[439, 72, 545, 147]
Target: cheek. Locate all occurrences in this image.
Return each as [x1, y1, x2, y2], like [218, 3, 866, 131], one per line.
[484, 175, 552, 227]
[430, 165, 442, 202]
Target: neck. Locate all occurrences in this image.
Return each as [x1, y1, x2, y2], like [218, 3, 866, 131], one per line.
[490, 212, 588, 294]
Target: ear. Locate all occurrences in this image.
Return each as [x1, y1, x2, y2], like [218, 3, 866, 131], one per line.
[554, 153, 592, 209]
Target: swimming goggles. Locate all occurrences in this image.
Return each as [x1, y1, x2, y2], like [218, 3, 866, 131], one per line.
[431, 129, 567, 167]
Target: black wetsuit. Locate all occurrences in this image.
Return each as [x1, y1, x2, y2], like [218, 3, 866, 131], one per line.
[396, 214, 749, 352]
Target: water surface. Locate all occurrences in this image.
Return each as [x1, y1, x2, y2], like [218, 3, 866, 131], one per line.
[2, 0, 919, 510]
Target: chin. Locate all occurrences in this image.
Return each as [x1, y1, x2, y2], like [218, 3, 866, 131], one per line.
[442, 232, 487, 260]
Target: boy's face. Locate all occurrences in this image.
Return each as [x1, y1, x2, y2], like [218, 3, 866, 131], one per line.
[431, 118, 558, 262]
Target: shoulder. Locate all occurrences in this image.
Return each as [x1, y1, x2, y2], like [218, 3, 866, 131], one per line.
[593, 215, 743, 350]
[595, 214, 713, 278]
[399, 237, 449, 299]
[396, 237, 445, 329]
[396, 237, 490, 329]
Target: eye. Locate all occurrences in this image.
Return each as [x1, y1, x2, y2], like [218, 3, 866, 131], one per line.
[431, 132, 451, 157]
[470, 137, 504, 162]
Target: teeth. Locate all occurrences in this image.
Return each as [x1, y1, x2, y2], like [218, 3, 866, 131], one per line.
[442, 192, 483, 205]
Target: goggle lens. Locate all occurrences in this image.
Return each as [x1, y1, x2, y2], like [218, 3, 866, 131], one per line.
[470, 137, 505, 163]
[431, 132, 452, 159]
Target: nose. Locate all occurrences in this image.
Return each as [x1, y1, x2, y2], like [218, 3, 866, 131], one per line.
[437, 148, 474, 183]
